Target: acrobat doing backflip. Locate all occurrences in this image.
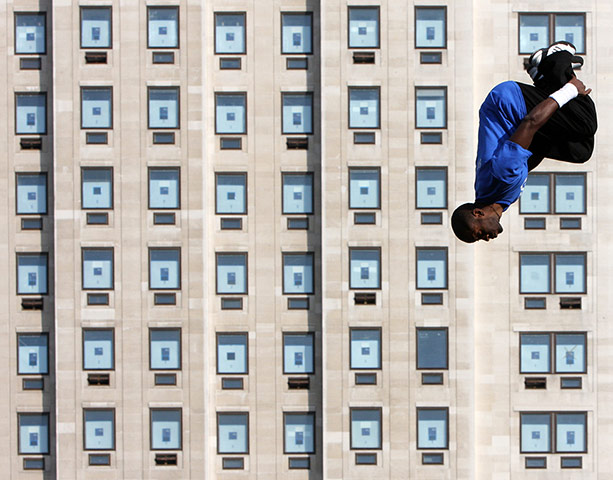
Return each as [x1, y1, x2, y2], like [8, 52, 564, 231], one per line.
[452, 42, 597, 243]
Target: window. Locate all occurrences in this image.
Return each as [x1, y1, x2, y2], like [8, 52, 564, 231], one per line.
[520, 333, 586, 374]
[149, 248, 181, 290]
[18, 333, 48, 375]
[218, 413, 249, 454]
[81, 7, 111, 48]
[150, 329, 181, 370]
[350, 329, 381, 370]
[520, 173, 585, 214]
[15, 13, 46, 54]
[282, 173, 313, 215]
[349, 87, 380, 129]
[519, 13, 585, 55]
[216, 173, 246, 214]
[149, 168, 180, 209]
[284, 413, 315, 454]
[415, 7, 446, 48]
[349, 168, 380, 209]
[148, 7, 179, 49]
[350, 408, 381, 450]
[417, 328, 448, 369]
[521, 412, 586, 453]
[215, 13, 245, 54]
[217, 333, 248, 374]
[82, 248, 113, 290]
[282, 13, 313, 54]
[415, 87, 446, 129]
[215, 93, 246, 134]
[81, 88, 112, 129]
[151, 409, 182, 450]
[16, 173, 47, 215]
[17, 253, 48, 295]
[416, 168, 447, 209]
[148, 87, 179, 129]
[519, 253, 586, 294]
[16, 93, 46, 134]
[349, 248, 381, 290]
[282, 93, 313, 135]
[417, 408, 448, 449]
[348, 7, 379, 48]
[283, 253, 314, 295]
[82, 168, 112, 210]
[83, 329, 114, 370]
[283, 333, 314, 374]
[416, 248, 448, 289]
[18, 413, 49, 454]
[84, 410, 114, 450]
[216, 253, 247, 294]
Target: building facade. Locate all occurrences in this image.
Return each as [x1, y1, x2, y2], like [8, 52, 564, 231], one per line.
[1, 0, 611, 478]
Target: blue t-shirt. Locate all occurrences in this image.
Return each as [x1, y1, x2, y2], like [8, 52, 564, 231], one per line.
[474, 81, 533, 210]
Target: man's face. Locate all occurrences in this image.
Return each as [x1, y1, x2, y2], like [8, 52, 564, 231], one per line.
[470, 212, 503, 242]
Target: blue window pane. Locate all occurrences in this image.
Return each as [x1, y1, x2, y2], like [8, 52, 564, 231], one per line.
[83, 329, 113, 370]
[16, 173, 47, 214]
[149, 169, 180, 209]
[282, 13, 312, 54]
[82, 249, 113, 290]
[151, 410, 181, 450]
[351, 409, 381, 449]
[349, 169, 380, 209]
[555, 254, 585, 294]
[555, 334, 585, 373]
[81, 8, 111, 48]
[17, 254, 47, 294]
[149, 249, 180, 289]
[216, 94, 246, 134]
[150, 329, 181, 370]
[16, 94, 46, 134]
[417, 249, 447, 289]
[519, 14, 549, 54]
[285, 413, 315, 453]
[218, 413, 248, 453]
[82, 88, 112, 128]
[82, 169, 112, 209]
[84, 410, 114, 450]
[555, 15, 585, 54]
[416, 169, 446, 209]
[16, 14, 45, 54]
[215, 13, 245, 53]
[520, 333, 550, 373]
[349, 88, 379, 128]
[350, 329, 381, 369]
[415, 8, 446, 48]
[520, 174, 550, 213]
[216, 174, 246, 214]
[350, 249, 380, 289]
[348, 8, 379, 48]
[521, 413, 551, 452]
[19, 414, 49, 454]
[148, 8, 179, 48]
[18, 334, 48, 375]
[283, 333, 314, 374]
[282, 173, 313, 214]
[556, 413, 586, 452]
[282, 93, 313, 134]
[416, 88, 446, 128]
[417, 409, 448, 449]
[520, 254, 550, 293]
[417, 329, 447, 369]
[216, 254, 247, 294]
[283, 253, 314, 294]
[217, 334, 247, 374]
[555, 174, 585, 214]
[149, 88, 179, 128]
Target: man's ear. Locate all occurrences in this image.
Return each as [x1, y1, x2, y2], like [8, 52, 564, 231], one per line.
[472, 207, 485, 217]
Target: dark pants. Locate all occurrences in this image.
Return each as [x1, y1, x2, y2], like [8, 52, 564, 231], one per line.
[517, 82, 598, 171]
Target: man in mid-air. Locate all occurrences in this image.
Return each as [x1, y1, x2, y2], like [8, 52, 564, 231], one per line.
[452, 42, 597, 243]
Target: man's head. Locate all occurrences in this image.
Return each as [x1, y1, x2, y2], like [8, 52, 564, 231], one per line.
[451, 203, 504, 243]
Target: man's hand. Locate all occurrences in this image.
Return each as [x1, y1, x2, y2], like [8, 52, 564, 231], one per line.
[569, 76, 592, 96]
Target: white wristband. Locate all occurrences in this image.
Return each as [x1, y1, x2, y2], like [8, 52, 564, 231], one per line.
[549, 83, 579, 108]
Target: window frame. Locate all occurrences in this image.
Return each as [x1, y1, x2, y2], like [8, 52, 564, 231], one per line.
[147, 86, 180, 130]
[348, 86, 381, 130]
[349, 407, 382, 451]
[347, 6, 381, 49]
[282, 332, 315, 375]
[148, 247, 181, 291]
[519, 332, 587, 374]
[415, 167, 448, 210]
[519, 252, 587, 294]
[147, 6, 180, 50]
[81, 247, 114, 291]
[17, 332, 49, 376]
[281, 92, 314, 135]
[215, 252, 248, 295]
[282, 252, 315, 295]
[416, 247, 448, 290]
[83, 408, 116, 451]
[520, 172, 586, 215]
[80, 87, 113, 130]
[15, 92, 47, 135]
[281, 12, 314, 55]
[81, 167, 114, 210]
[216, 332, 249, 375]
[17, 412, 50, 455]
[215, 92, 247, 135]
[414, 6, 448, 49]
[283, 412, 316, 455]
[416, 407, 449, 450]
[215, 172, 247, 215]
[80, 6, 112, 50]
[518, 12, 586, 55]
[82, 328, 115, 371]
[348, 247, 382, 290]
[217, 412, 250, 454]
[149, 328, 182, 371]
[15, 172, 48, 216]
[16, 252, 48, 295]
[349, 327, 382, 371]
[150, 408, 183, 451]
[282, 172, 314, 215]
[148, 167, 181, 210]
[214, 12, 246, 55]
[414, 86, 448, 130]
[519, 411, 587, 454]
[14, 12, 47, 55]
[348, 167, 381, 210]
[416, 327, 449, 370]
